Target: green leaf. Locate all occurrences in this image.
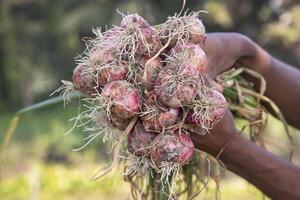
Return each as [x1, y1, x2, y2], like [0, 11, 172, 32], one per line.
[17, 91, 81, 115]
[1, 92, 82, 163]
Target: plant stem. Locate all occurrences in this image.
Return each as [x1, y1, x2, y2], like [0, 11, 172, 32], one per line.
[150, 170, 160, 200]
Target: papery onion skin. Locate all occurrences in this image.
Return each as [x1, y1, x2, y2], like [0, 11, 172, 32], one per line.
[150, 131, 194, 165]
[72, 64, 98, 96]
[102, 80, 142, 119]
[127, 123, 158, 156]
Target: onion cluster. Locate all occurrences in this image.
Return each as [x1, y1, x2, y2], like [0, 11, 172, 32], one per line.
[59, 11, 227, 194]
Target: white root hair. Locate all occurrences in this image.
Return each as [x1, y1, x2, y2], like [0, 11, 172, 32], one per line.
[50, 80, 76, 107]
[158, 11, 206, 47]
[124, 155, 152, 178]
[156, 161, 183, 200]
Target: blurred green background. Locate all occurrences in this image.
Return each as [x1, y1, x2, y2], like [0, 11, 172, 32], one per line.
[1, 0, 300, 199]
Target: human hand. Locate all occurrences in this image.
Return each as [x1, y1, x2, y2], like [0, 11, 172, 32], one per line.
[190, 33, 260, 153]
[188, 33, 269, 153]
[188, 110, 300, 200]
[203, 32, 257, 78]
[187, 34, 300, 200]
[186, 110, 238, 156]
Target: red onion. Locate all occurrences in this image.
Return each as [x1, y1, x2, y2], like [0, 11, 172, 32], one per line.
[120, 14, 150, 28]
[127, 122, 158, 156]
[186, 89, 227, 128]
[98, 63, 128, 86]
[110, 114, 131, 130]
[170, 43, 207, 73]
[89, 47, 115, 67]
[150, 131, 194, 165]
[102, 80, 142, 119]
[159, 12, 206, 47]
[141, 91, 180, 132]
[188, 18, 206, 46]
[72, 64, 98, 96]
[137, 56, 162, 89]
[155, 64, 200, 108]
[114, 22, 162, 61]
[136, 26, 163, 56]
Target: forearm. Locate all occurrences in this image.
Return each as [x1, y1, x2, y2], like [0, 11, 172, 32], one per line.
[239, 38, 300, 128]
[191, 131, 300, 200]
[201, 33, 300, 199]
[262, 58, 300, 128]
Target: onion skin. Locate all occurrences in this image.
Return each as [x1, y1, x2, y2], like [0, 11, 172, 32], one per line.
[155, 64, 200, 108]
[141, 91, 180, 132]
[89, 47, 115, 66]
[120, 14, 150, 28]
[98, 64, 128, 86]
[186, 89, 227, 127]
[174, 84, 198, 107]
[137, 56, 162, 89]
[188, 19, 206, 46]
[102, 80, 142, 119]
[170, 43, 207, 73]
[89, 27, 122, 64]
[136, 26, 163, 56]
[150, 131, 194, 165]
[119, 15, 162, 57]
[185, 111, 201, 125]
[159, 14, 206, 47]
[110, 89, 141, 118]
[155, 108, 180, 129]
[110, 114, 131, 130]
[209, 90, 227, 120]
[72, 64, 98, 96]
[101, 80, 126, 97]
[127, 123, 158, 156]
[176, 132, 195, 163]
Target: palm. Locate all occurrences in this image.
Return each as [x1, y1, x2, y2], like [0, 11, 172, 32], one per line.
[203, 33, 249, 78]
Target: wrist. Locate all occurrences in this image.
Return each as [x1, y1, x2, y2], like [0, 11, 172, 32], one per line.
[238, 34, 256, 58]
[187, 111, 239, 157]
[190, 124, 239, 157]
[237, 35, 272, 75]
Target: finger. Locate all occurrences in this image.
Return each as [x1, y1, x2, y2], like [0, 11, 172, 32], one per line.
[206, 78, 224, 93]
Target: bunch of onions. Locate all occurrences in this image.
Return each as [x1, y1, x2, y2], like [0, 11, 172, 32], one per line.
[56, 11, 230, 200]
